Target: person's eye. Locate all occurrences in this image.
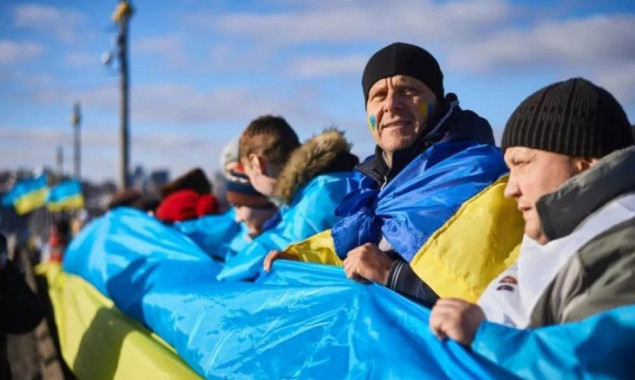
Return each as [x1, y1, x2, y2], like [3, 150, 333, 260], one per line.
[403, 87, 418, 95]
[370, 92, 386, 101]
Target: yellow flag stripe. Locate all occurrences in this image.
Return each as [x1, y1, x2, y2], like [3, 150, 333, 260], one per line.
[36, 263, 202, 380]
[410, 175, 524, 302]
[284, 229, 343, 266]
[47, 194, 85, 212]
[14, 187, 49, 215]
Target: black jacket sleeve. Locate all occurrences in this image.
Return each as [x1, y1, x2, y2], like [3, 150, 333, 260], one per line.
[386, 260, 439, 308]
[0, 261, 44, 334]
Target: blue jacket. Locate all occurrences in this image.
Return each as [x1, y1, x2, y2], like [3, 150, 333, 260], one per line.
[217, 172, 356, 281]
[216, 129, 359, 282]
[174, 208, 251, 262]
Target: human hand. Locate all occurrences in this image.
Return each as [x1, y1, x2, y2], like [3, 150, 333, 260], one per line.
[343, 243, 393, 284]
[429, 298, 485, 346]
[263, 250, 298, 272]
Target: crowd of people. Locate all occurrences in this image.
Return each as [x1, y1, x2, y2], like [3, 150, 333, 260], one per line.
[13, 41, 635, 378]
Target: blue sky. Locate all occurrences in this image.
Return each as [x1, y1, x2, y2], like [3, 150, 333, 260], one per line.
[1, 0, 634, 183]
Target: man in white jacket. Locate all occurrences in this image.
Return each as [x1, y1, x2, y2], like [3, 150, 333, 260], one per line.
[429, 77, 635, 344]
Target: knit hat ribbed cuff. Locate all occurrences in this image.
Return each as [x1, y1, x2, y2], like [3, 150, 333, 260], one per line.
[226, 168, 272, 208]
[502, 77, 634, 157]
[362, 42, 444, 103]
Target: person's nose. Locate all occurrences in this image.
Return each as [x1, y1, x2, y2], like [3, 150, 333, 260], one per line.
[503, 174, 521, 199]
[383, 89, 403, 113]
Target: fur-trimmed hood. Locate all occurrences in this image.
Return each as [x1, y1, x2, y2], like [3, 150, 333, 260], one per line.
[272, 129, 358, 205]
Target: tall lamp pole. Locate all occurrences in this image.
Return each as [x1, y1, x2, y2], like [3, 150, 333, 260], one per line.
[72, 102, 81, 179]
[56, 146, 64, 176]
[112, 0, 134, 190]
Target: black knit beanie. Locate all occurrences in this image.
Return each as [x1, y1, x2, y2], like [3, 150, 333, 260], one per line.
[362, 42, 444, 104]
[502, 77, 634, 157]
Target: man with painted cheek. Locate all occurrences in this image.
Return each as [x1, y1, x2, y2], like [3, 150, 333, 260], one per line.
[342, 55, 440, 286]
[333, 42, 506, 305]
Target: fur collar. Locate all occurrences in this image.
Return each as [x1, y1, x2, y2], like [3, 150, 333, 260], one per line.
[272, 129, 353, 205]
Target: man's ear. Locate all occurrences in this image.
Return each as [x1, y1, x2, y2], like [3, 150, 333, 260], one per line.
[248, 153, 267, 175]
[575, 157, 599, 173]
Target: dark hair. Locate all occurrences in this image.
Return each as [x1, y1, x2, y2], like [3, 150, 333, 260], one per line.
[160, 168, 211, 199]
[239, 115, 300, 167]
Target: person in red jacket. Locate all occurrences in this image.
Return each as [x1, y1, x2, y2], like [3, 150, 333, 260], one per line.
[155, 168, 221, 223]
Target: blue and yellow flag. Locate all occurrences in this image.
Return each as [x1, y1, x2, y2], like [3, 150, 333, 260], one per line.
[61, 208, 635, 379]
[3, 175, 49, 214]
[47, 180, 84, 212]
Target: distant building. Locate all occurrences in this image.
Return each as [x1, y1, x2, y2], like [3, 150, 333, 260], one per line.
[130, 165, 146, 190]
[147, 169, 170, 197]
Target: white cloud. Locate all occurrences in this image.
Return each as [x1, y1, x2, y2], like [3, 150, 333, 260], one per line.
[186, 1, 634, 102]
[0, 127, 93, 176]
[0, 70, 53, 90]
[0, 40, 44, 64]
[65, 52, 98, 68]
[446, 15, 635, 73]
[186, 0, 512, 46]
[286, 55, 367, 78]
[13, 4, 83, 42]
[134, 36, 188, 67]
[28, 83, 119, 110]
[130, 84, 311, 123]
[206, 43, 268, 73]
[23, 81, 324, 129]
[596, 62, 635, 105]
[0, 126, 225, 183]
[131, 133, 227, 177]
[179, 0, 517, 79]
[25, 73, 54, 86]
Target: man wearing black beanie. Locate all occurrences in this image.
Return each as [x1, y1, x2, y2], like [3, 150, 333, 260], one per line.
[430, 78, 635, 365]
[266, 42, 524, 306]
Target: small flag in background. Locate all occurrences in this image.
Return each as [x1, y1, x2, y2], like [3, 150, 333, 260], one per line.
[1, 175, 50, 215]
[47, 180, 84, 212]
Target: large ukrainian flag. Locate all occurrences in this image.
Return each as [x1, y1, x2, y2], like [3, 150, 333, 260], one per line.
[47, 179, 84, 212]
[4, 174, 49, 215]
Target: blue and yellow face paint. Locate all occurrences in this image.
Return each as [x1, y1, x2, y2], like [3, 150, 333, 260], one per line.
[368, 114, 377, 132]
[418, 102, 435, 123]
[368, 102, 434, 133]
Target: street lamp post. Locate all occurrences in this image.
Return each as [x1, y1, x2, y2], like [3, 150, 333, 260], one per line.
[112, 0, 134, 190]
[72, 102, 81, 179]
[56, 146, 63, 176]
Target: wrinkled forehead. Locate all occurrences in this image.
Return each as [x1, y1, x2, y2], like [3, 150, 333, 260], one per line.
[503, 146, 538, 164]
[368, 74, 428, 93]
[503, 146, 577, 171]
